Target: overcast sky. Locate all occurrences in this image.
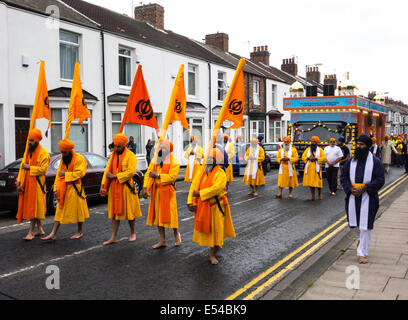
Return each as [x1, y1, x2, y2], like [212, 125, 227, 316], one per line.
[86, 0, 408, 103]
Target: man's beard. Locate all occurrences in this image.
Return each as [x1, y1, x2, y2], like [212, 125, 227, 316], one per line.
[284, 144, 290, 152]
[205, 164, 214, 173]
[62, 152, 73, 167]
[157, 149, 169, 166]
[28, 143, 38, 153]
[311, 144, 317, 152]
[354, 147, 369, 162]
[116, 147, 125, 155]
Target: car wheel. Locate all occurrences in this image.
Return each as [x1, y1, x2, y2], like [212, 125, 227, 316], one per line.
[133, 176, 142, 196]
[46, 192, 57, 215]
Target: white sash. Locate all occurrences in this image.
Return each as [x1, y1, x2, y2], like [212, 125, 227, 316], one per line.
[348, 152, 374, 230]
[305, 147, 320, 174]
[372, 145, 378, 156]
[247, 145, 260, 182]
[188, 145, 197, 180]
[279, 147, 293, 177]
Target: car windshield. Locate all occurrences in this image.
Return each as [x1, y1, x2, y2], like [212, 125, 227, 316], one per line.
[1, 160, 22, 171]
[293, 122, 345, 143]
[263, 144, 279, 152]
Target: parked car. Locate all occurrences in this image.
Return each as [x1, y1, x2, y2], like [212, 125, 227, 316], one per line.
[263, 143, 283, 167]
[0, 152, 144, 214]
[233, 143, 272, 176]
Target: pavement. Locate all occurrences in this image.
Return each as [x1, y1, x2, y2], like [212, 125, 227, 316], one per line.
[294, 181, 408, 300]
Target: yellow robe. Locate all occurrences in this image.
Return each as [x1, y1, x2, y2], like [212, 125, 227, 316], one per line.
[54, 152, 90, 224]
[302, 147, 327, 189]
[225, 143, 235, 183]
[188, 166, 236, 247]
[277, 147, 299, 188]
[243, 146, 265, 186]
[144, 155, 180, 229]
[184, 145, 204, 182]
[16, 145, 50, 220]
[102, 149, 142, 221]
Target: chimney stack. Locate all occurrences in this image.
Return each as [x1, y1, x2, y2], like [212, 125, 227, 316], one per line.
[205, 32, 229, 52]
[306, 66, 321, 84]
[324, 74, 337, 88]
[250, 45, 270, 66]
[134, 3, 165, 30]
[281, 57, 298, 76]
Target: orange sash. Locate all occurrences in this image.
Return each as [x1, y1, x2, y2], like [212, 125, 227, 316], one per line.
[147, 155, 173, 224]
[57, 152, 79, 209]
[194, 166, 221, 234]
[108, 149, 127, 216]
[16, 146, 41, 223]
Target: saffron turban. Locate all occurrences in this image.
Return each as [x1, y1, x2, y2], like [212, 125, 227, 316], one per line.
[329, 138, 336, 142]
[250, 138, 259, 144]
[113, 133, 128, 147]
[28, 128, 43, 142]
[385, 134, 390, 140]
[372, 137, 377, 142]
[207, 148, 224, 165]
[160, 139, 174, 153]
[224, 134, 230, 142]
[191, 136, 199, 143]
[311, 136, 320, 144]
[59, 139, 75, 152]
[283, 136, 292, 143]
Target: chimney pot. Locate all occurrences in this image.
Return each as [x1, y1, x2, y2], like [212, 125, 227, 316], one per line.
[134, 3, 165, 30]
[205, 32, 229, 52]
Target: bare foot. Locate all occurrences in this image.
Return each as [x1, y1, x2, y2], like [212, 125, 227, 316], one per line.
[41, 234, 56, 241]
[276, 194, 282, 198]
[288, 194, 293, 199]
[359, 256, 368, 264]
[318, 195, 323, 200]
[70, 233, 83, 240]
[253, 191, 259, 197]
[128, 234, 137, 242]
[174, 233, 182, 247]
[33, 230, 45, 237]
[152, 241, 167, 249]
[23, 233, 35, 241]
[210, 256, 219, 265]
[103, 238, 118, 246]
[248, 190, 254, 195]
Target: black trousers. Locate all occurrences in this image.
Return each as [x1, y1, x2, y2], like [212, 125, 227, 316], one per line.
[405, 155, 408, 172]
[326, 166, 339, 193]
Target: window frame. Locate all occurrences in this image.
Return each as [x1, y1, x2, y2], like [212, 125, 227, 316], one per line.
[118, 46, 132, 88]
[59, 29, 80, 81]
[253, 80, 260, 106]
[188, 63, 198, 98]
[217, 71, 227, 102]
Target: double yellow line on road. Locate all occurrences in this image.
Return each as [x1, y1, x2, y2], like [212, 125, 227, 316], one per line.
[226, 173, 408, 301]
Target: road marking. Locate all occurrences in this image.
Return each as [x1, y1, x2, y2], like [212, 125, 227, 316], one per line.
[0, 238, 128, 280]
[379, 174, 408, 198]
[378, 173, 408, 195]
[182, 217, 194, 222]
[0, 222, 30, 231]
[233, 197, 262, 206]
[243, 222, 349, 300]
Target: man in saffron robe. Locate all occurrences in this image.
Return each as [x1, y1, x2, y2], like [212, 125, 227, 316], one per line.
[276, 136, 299, 199]
[223, 134, 235, 184]
[42, 139, 89, 240]
[16, 129, 50, 241]
[188, 148, 236, 265]
[143, 139, 181, 249]
[302, 136, 327, 201]
[101, 133, 143, 245]
[341, 134, 385, 264]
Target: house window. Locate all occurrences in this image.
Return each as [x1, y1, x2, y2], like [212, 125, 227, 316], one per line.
[70, 114, 91, 153]
[183, 118, 203, 150]
[15, 106, 31, 159]
[253, 80, 260, 105]
[271, 84, 277, 108]
[188, 64, 198, 97]
[60, 30, 80, 80]
[218, 71, 227, 101]
[51, 109, 63, 153]
[119, 47, 132, 87]
[268, 120, 282, 143]
[111, 112, 142, 154]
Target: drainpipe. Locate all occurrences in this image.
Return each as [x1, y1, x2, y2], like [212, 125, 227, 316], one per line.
[101, 29, 107, 157]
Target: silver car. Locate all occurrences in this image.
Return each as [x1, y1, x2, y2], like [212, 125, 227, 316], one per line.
[263, 143, 283, 166]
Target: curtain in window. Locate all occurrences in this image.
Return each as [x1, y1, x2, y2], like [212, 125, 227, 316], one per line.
[60, 43, 78, 80]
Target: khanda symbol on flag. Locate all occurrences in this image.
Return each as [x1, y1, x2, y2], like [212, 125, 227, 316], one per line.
[119, 65, 159, 132]
[64, 62, 91, 139]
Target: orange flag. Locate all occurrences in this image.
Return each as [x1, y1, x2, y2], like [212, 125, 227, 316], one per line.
[119, 65, 159, 133]
[168, 66, 189, 130]
[64, 62, 91, 139]
[223, 64, 245, 129]
[32, 61, 51, 135]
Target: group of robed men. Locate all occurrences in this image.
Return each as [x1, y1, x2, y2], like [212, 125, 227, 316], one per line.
[16, 130, 236, 265]
[17, 126, 385, 265]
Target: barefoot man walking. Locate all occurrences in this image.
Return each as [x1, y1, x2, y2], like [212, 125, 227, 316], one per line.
[16, 129, 50, 240]
[42, 139, 89, 241]
[101, 133, 142, 245]
[143, 139, 181, 249]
